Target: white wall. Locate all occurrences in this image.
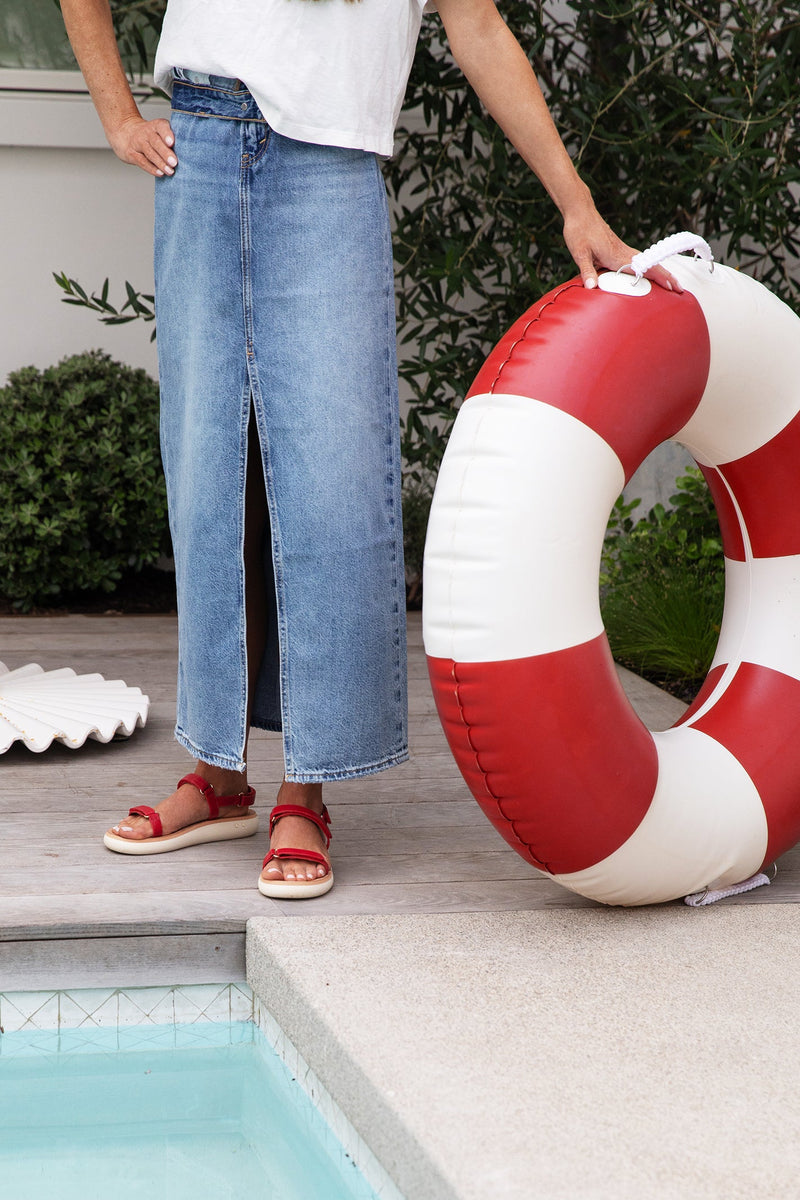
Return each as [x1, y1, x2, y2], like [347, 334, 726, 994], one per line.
[0, 76, 165, 384]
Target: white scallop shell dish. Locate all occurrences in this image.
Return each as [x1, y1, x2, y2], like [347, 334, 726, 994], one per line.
[0, 661, 149, 753]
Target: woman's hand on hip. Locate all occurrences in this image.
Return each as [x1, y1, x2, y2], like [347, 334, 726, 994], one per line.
[60, 0, 177, 176]
[108, 115, 178, 176]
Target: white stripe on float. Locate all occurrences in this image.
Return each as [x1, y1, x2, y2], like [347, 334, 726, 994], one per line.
[422, 393, 624, 663]
[704, 555, 800, 685]
[667, 259, 800, 466]
[551, 725, 767, 906]
[674, 466, 753, 726]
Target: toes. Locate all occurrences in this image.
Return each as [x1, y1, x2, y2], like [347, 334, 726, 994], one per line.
[263, 860, 327, 882]
[113, 822, 138, 839]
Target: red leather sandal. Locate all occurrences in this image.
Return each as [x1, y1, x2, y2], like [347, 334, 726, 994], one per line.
[103, 772, 258, 855]
[258, 803, 333, 899]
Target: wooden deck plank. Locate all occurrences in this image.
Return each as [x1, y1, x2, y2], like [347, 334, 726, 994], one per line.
[0, 756, 467, 792]
[0, 818, 501, 853]
[0, 851, 535, 897]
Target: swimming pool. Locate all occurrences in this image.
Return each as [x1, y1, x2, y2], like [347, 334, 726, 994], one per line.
[0, 989, 391, 1200]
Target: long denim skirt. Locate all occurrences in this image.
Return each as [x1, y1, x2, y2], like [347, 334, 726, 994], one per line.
[154, 72, 408, 780]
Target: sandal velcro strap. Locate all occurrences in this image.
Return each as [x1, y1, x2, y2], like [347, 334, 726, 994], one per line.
[262, 848, 330, 871]
[268, 803, 332, 848]
[178, 773, 256, 820]
[128, 805, 162, 838]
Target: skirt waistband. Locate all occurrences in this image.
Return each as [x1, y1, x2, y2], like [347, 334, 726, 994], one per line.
[172, 67, 245, 90]
[170, 68, 266, 122]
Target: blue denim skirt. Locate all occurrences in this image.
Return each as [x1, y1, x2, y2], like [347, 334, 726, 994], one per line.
[154, 71, 408, 780]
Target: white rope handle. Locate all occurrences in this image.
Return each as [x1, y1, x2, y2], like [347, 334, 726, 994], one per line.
[629, 232, 714, 281]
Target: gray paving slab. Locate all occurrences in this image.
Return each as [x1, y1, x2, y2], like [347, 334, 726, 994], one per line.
[248, 906, 800, 1200]
[616, 663, 687, 730]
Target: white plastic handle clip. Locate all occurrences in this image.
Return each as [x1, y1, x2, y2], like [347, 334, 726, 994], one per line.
[627, 232, 714, 283]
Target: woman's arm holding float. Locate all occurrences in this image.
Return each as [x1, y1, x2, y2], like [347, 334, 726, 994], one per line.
[60, 0, 176, 176]
[435, 0, 677, 290]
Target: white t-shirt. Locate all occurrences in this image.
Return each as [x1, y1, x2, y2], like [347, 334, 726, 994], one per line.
[154, 0, 434, 157]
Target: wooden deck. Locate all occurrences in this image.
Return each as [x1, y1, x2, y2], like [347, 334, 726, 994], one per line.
[2, 612, 798, 989]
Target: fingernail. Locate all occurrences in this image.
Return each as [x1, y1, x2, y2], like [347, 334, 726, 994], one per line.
[166, 135, 174, 146]
[585, 277, 597, 290]
[167, 156, 177, 167]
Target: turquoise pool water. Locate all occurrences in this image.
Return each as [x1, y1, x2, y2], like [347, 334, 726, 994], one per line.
[0, 1021, 379, 1199]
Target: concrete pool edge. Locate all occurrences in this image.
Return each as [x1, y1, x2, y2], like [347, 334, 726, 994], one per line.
[246, 906, 800, 1200]
[246, 920, 456, 1200]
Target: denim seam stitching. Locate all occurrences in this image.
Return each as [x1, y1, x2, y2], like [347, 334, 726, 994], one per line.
[237, 130, 295, 772]
[236, 379, 251, 764]
[170, 107, 267, 124]
[172, 77, 246, 94]
[377, 156, 408, 748]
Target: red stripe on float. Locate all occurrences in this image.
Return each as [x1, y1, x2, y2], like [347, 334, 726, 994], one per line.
[674, 663, 727, 726]
[467, 280, 711, 481]
[700, 469, 746, 562]
[706, 409, 800, 559]
[427, 635, 658, 875]
[690, 662, 800, 864]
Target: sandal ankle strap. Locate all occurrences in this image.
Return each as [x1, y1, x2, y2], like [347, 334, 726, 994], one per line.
[269, 803, 332, 848]
[179, 773, 256, 820]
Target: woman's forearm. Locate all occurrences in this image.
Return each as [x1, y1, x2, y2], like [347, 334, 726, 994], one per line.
[436, 0, 592, 219]
[60, 0, 140, 140]
[60, 0, 177, 176]
[435, 0, 677, 289]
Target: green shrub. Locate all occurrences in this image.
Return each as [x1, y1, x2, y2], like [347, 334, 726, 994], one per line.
[601, 469, 725, 694]
[0, 350, 170, 609]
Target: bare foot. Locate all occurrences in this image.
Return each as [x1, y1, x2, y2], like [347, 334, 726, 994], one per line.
[260, 780, 329, 883]
[109, 763, 252, 841]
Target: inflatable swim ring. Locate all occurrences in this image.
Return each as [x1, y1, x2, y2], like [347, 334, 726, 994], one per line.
[423, 240, 800, 905]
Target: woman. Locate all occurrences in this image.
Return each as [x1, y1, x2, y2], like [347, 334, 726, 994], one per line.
[61, 0, 674, 899]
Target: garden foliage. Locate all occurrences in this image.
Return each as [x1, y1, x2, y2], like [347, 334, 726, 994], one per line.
[0, 352, 169, 608]
[390, 0, 800, 478]
[601, 469, 725, 694]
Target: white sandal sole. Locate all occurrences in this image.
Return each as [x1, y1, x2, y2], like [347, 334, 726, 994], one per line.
[103, 812, 259, 855]
[258, 869, 334, 900]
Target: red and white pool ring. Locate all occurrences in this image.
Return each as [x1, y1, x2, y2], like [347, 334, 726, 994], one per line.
[423, 255, 800, 906]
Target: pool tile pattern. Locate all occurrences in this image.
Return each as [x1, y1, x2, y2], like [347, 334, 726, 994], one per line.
[0, 982, 253, 1036]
